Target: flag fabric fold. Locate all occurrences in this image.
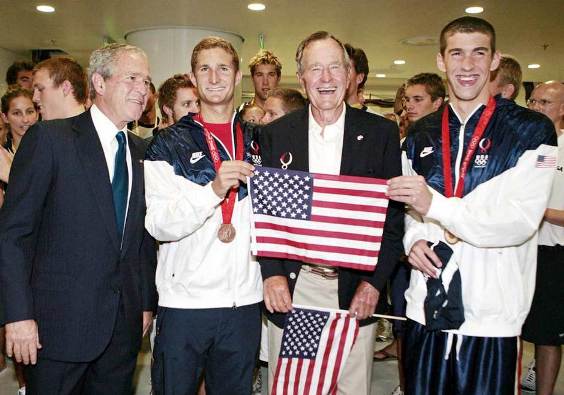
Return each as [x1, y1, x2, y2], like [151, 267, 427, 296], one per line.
[271, 305, 360, 395]
[249, 166, 389, 271]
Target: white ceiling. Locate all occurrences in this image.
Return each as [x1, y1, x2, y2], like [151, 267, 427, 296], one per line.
[0, 0, 562, 95]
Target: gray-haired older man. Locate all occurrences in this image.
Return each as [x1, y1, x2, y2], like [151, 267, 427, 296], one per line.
[0, 43, 157, 394]
[259, 31, 404, 394]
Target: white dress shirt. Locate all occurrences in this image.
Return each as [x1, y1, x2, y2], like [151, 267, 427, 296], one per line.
[90, 104, 132, 217]
[308, 104, 346, 175]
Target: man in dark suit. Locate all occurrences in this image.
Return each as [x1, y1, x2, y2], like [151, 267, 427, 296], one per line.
[0, 43, 157, 395]
[259, 31, 403, 394]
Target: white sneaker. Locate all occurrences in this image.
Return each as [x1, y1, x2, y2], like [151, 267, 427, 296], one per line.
[17, 386, 26, 395]
[390, 385, 404, 395]
[521, 360, 536, 392]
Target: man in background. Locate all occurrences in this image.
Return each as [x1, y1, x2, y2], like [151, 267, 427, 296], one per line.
[489, 56, 522, 101]
[260, 87, 306, 124]
[521, 81, 564, 395]
[32, 57, 87, 120]
[6, 61, 34, 90]
[248, 49, 282, 109]
[157, 74, 199, 129]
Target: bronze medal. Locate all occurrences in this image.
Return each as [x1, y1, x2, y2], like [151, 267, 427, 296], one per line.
[444, 229, 459, 245]
[218, 223, 236, 243]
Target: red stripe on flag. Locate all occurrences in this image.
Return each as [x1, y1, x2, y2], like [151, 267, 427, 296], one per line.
[272, 358, 283, 395]
[314, 173, 388, 185]
[254, 222, 382, 243]
[256, 237, 379, 257]
[283, 358, 291, 395]
[312, 199, 388, 213]
[255, 251, 377, 271]
[313, 186, 386, 199]
[311, 214, 385, 228]
[329, 316, 349, 392]
[304, 358, 316, 395]
[317, 313, 340, 395]
[294, 358, 303, 395]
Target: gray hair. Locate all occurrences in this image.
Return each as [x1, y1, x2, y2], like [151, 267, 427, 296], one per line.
[295, 31, 351, 75]
[88, 43, 147, 99]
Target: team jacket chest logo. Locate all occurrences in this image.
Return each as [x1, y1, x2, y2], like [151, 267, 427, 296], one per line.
[420, 146, 434, 158]
[474, 138, 491, 168]
[190, 151, 205, 164]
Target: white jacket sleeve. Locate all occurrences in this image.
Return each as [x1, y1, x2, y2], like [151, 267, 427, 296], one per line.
[144, 160, 222, 242]
[425, 144, 557, 248]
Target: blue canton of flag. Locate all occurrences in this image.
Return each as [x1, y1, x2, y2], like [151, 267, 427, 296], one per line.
[251, 168, 313, 220]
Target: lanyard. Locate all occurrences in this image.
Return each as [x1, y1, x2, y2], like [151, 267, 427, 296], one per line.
[195, 114, 244, 225]
[441, 97, 496, 198]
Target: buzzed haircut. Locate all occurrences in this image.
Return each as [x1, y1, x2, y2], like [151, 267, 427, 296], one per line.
[344, 44, 369, 89]
[491, 56, 522, 100]
[34, 57, 88, 104]
[406, 73, 446, 102]
[295, 31, 350, 75]
[158, 74, 196, 122]
[440, 16, 496, 55]
[191, 37, 240, 73]
[248, 49, 282, 77]
[6, 60, 34, 85]
[267, 88, 307, 114]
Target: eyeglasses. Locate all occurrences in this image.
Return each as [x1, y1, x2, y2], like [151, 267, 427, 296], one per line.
[527, 98, 553, 107]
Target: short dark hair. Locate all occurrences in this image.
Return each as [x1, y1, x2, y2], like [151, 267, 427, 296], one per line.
[491, 56, 522, 100]
[406, 73, 446, 102]
[191, 37, 240, 73]
[248, 49, 282, 77]
[1, 85, 34, 114]
[267, 88, 307, 114]
[440, 16, 496, 55]
[344, 44, 369, 89]
[6, 60, 34, 85]
[295, 31, 350, 75]
[158, 74, 196, 122]
[34, 57, 88, 104]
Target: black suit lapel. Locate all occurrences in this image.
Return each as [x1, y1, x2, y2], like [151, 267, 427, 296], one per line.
[287, 107, 309, 171]
[73, 111, 120, 252]
[120, 134, 144, 256]
[340, 106, 363, 175]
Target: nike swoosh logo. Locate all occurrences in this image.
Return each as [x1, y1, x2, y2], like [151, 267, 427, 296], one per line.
[420, 147, 434, 158]
[190, 152, 205, 164]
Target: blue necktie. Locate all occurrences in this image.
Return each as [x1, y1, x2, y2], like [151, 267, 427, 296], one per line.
[112, 131, 128, 238]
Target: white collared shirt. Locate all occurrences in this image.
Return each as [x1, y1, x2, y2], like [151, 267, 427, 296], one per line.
[308, 104, 346, 175]
[90, 104, 132, 216]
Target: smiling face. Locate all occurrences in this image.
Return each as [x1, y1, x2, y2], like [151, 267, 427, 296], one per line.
[190, 47, 241, 108]
[92, 51, 150, 129]
[437, 32, 499, 113]
[298, 38, 350, 115]
[1, 95, 38, 142]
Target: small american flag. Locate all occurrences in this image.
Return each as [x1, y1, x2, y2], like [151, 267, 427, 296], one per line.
[536, 155, 557, 168]
[271, 306, 359, 395]
[249, 167, 389, 271]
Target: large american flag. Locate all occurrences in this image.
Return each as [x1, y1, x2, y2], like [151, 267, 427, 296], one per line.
[249, 167, 389, 271]
[272, 306, 359, 395]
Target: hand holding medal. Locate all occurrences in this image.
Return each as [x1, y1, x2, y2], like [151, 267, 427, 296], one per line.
[198, 114, 254, 243]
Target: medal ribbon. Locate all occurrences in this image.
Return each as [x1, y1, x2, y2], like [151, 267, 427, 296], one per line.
[441, 97, 496, 198]
[196, 114, 244, 225]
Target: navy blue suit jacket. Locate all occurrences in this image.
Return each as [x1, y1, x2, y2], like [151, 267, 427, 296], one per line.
[0, 110, 157, 362]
